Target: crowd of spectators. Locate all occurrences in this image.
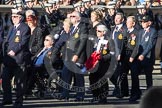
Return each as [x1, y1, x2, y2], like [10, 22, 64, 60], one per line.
[0, 0, 162, 6]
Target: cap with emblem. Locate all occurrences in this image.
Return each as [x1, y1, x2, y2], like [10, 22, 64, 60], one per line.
[106, 1, 116, 9]
[73, 1, 83, 8]
[137, 4, 146, 8]
[48, 0, 59, 4]
[82, 0, 91, 2]
[97, 25, 108, 32]
[11, 9, 23, 16]
[13, 3, 22, 8]
[144, 0, 151, 2]
[44, 3, 53, 7]
[25, 0, 34, 2]
[48, 0, 55, 4]
[141, 15, 151, 22]
[53, 0, 60, 3]
[15, 0, 22, 4]
[14, 0, 23, 8]
[25, 9, 35, 17]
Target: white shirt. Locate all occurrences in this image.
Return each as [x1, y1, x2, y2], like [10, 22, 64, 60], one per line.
[112, 24, 123, 39]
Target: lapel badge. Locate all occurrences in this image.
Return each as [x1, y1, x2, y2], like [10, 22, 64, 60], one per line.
[130, 40, 135, 45]
[16, 30, 20, 35]
[14, 36, 20, 42]
[118, 34, 123, 40]
[102, 49, 107, 55]
[145, 36, 149, 41]
[47, 51, 52, 58]
[74, 33, 79, 38]
[132, 36, 136, 40]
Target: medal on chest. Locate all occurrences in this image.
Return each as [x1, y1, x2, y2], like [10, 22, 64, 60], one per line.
[118, 34, 123, 40]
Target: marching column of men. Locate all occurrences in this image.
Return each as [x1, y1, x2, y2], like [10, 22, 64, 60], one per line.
[0, 0, 160, 107]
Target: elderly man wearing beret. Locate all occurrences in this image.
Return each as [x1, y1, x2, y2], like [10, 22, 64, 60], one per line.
[1, 9, 30, 108]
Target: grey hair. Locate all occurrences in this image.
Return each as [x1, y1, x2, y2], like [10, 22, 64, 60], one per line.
[127, 16, 136, 23]
[116, 12, 124, 20]
[45, 34, 55, 42]
[73, 11, 81, 18]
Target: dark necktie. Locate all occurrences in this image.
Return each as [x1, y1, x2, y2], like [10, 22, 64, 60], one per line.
[70, 26, 75, 35]
[8, 26, 17, 40]
[115, 26, 118, 31]
[113, 26, 118, 39]
[142, 30, 146, 42]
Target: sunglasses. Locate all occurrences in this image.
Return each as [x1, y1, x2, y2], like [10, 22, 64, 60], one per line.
[26, 15, 37, 22]
[70, 16, 76, 18]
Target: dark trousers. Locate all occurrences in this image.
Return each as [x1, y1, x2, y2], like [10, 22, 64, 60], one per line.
[34, 66, 48, 92]
[110, 61, 123, 89]
[110, 60, 129, 97]
[61, 65, 85, 98]
[122, 57, 141, 96]
[110, 61, 122, 85]
[25, 66, 35, 94]
[89, 61, 109, 100]
[2, 65, 27, 103]
[139, 58, 154, 89]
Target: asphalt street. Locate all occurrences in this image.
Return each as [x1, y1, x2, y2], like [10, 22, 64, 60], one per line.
[0, 60, 161, 108]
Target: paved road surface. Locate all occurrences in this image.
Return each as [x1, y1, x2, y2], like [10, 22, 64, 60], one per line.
[0, 60, 161, 108]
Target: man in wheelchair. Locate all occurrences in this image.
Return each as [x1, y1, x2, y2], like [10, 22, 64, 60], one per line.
[27, 34, 63, 98]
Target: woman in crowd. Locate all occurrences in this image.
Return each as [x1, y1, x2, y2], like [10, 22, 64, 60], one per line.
[54, 18, 72, 50]
[26, 9, 48, 57]
[86, 10, 106, 103]
[86, 10, 103, 59]
[86, 24, 114, 103]
[25, 9, 49, 96]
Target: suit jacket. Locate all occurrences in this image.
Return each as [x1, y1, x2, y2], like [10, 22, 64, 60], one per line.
[0, 24, 4, 63]
[86, 22, 102, 58]
[86, 35, 115, 72]
[3, 22, 30, 66]
[122, 28, 139, 58]
[138, 27, 157, 60]
[110, 24, 127, 58]
[63, 22, 88, 64]
[33, 47, 60, 66]
[29, 26, 45, 56]
[98, 36, 115, 62]
[54, 30, 69, 50]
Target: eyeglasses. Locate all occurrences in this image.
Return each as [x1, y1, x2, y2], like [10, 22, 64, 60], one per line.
[12, 16, 19, 18]
[26, 15, 37, 22]
[70, 16, 76, 18]
[96, 30, 103, 33]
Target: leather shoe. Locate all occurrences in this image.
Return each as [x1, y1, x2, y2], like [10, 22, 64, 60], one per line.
[129, 95, 141, 102]
[116, 93, 129, 98]
[89, 97, 98, 103]
[13, 103, 23, 108]
[1, 101, 12, 106]
[74, 97, 84, 102]
[98, 98, 107, 104]
[58, 95, 69, 101]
